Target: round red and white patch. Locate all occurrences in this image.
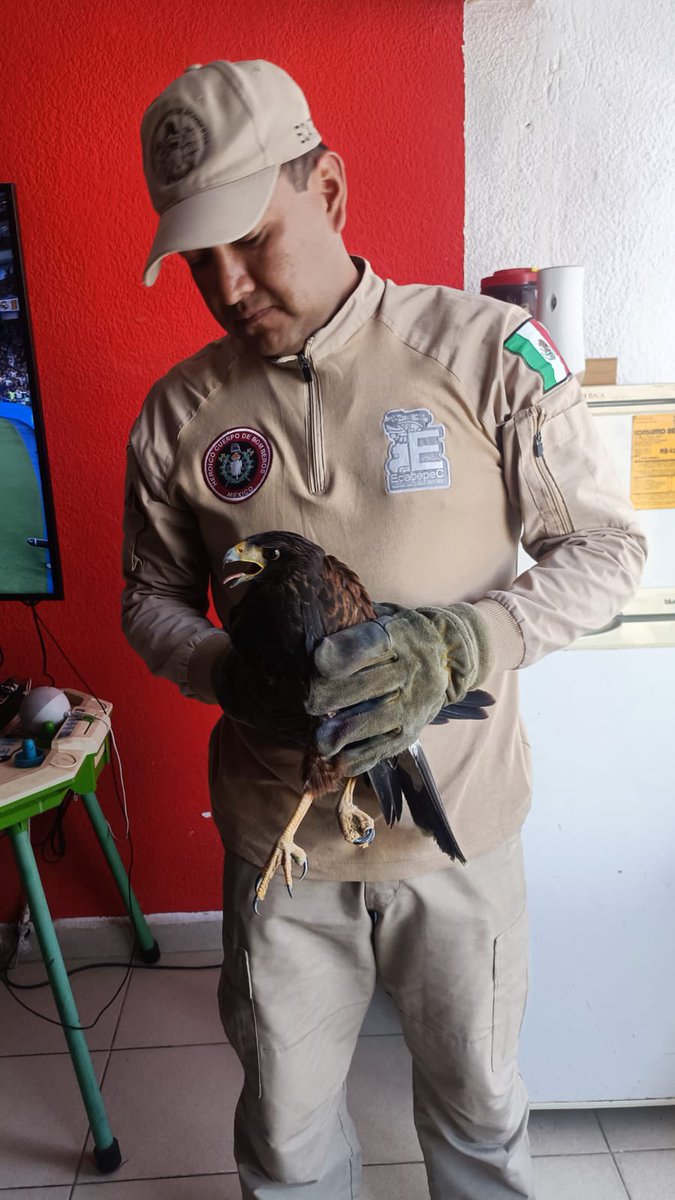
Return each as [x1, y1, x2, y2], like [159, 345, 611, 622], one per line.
[202, 428, 273, 503]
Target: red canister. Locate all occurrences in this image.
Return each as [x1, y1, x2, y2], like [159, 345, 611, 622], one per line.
[480, 268, 538, 315]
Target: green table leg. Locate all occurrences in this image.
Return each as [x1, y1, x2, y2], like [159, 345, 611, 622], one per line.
[79, 791, 160, 964]
[8, 823, 122, 1174]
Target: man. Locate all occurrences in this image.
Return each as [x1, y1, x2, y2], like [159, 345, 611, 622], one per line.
[123, 60, 646, 1199]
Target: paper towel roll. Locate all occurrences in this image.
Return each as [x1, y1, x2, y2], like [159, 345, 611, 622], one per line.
[535, 266, 585, 378]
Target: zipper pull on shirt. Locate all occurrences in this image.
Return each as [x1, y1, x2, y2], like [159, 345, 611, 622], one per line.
[298, 352, 312, 382]
[534, 430, 544, 458]
[296, 348, 327, 494]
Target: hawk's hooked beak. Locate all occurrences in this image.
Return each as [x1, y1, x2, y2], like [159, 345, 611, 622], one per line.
[222, 541, 266, 588]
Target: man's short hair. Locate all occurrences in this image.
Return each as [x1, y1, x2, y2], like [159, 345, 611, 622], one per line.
[281, 143, 330, 192]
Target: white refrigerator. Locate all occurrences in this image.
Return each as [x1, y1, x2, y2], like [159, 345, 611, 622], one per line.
[517, 384, 675, 1106]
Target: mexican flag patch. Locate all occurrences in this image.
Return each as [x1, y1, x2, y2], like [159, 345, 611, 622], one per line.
[504, 319, 570, 392]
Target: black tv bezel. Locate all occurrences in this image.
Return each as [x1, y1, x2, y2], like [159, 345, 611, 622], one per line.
[0, 181, 64, 601]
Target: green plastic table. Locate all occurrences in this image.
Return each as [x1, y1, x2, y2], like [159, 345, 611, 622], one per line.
[0, 691, 160, 1174]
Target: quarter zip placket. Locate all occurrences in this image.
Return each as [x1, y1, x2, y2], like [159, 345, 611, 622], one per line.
[297, 339, 327, 494]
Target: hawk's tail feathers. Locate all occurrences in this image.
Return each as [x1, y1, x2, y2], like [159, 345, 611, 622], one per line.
[431, 689, 495, 724]
[394, 742, 466, 863]
[366, 759, 403, 827]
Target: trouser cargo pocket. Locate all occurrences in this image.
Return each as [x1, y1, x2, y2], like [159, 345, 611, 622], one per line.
[219, 932, 263, 1099]
[491, 906, 529, 1072]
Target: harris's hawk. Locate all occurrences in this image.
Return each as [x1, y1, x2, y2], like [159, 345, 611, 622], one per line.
[222, 531, 493, 909]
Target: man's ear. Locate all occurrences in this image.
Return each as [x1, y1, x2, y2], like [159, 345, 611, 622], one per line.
[312, 151, 349, 234]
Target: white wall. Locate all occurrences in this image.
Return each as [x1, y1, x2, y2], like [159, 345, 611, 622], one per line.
[464, 0, 675, 384]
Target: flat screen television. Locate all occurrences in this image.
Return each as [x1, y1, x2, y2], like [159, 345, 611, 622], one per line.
[0, 182, 63, 599]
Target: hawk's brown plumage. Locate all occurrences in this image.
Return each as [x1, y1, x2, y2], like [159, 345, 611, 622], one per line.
[222, 530, 472, 908]
[226, 531, 375, 799]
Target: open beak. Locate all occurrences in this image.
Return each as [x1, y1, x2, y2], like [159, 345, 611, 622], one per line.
[222, 542, 266, 588]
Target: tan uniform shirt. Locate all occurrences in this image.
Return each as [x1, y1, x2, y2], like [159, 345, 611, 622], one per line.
[122, 259, 646, 878]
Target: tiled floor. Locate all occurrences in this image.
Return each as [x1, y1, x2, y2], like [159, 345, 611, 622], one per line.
[1, 948, 674, 1199]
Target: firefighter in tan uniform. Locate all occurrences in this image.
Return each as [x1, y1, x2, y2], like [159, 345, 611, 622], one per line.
[124, 60, 646, 1200]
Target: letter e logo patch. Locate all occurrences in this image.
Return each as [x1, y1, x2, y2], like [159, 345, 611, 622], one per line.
[382, 408, 451, 494]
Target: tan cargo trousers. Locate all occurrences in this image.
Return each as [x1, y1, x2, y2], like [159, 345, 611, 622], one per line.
[219, 835, 532, 1199]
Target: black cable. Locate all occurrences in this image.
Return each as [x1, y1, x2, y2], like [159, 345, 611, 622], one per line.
[1, 954, 134, 1031]
[6, 959, 219, 990]
[23, 601, 55, 686]
[0, 818, 138, 1031]
[23, 601, 95, 698]
[0, 810, 139, 1032]
[1, 955, 218, 1029]
[34, 793, 73, 864]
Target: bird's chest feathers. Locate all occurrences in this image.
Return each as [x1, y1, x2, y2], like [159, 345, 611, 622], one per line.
[229, 574, 321, 677]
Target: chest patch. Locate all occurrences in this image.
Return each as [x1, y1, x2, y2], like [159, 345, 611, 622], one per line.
[202, 427, 273, 503]
[382, 408, 451, 494]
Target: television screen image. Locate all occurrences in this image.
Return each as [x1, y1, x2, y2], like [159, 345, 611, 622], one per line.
[0, 184, 63, 599]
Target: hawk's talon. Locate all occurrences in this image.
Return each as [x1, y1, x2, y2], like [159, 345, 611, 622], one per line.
[299, 859, 308, 882]
[253, 833, 308, 911]
[337, 780, 376, 847]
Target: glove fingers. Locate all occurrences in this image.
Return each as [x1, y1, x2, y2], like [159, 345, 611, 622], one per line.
[315, 692, 402, 756]
[313, 621, 394, 678]
[306, 659, 404, 716]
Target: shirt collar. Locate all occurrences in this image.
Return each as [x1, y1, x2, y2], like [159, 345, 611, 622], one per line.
[268, 256, 385, 369]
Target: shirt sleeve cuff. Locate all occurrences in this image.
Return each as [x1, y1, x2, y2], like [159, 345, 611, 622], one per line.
[474, 598, 525, 672]
[187, 630, 232, 704]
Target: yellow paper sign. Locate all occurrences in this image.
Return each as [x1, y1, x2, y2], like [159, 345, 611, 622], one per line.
[630, 413, 675, 509]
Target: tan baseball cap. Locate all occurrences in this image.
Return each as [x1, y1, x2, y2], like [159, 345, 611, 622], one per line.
[140, 59, 322, 286]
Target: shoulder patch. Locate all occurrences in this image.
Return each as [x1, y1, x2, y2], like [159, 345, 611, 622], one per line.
[504, 319, 570, 392]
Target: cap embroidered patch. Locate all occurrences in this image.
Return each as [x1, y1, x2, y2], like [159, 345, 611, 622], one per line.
[504, 319, 570, 392]
[151, 107, 209, 185]
[203, 428, 272, 503]
[382, 408, 451, 494]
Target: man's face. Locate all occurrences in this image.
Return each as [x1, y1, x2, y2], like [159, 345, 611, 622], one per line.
[180, 165, 348, 358]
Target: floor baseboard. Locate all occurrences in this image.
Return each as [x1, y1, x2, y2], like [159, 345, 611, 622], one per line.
[0, 910, 223, 962]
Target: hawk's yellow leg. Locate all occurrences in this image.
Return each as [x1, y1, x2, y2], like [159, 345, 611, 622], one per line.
[337, 777, 376, 847]
[254, 791, 313, 910]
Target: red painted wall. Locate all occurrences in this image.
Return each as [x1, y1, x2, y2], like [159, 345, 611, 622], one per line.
[0, 0, 465, 920]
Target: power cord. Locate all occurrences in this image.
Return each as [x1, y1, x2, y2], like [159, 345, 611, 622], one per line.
[23, 602, 55, 686]
[8, 959, 219, 989]
[33, 792, 74, 863]
[1, 940, 136, 1031]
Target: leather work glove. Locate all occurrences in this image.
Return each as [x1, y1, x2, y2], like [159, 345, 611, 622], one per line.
[213, 649, 310, 745]
[306, 602, 494, 775]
